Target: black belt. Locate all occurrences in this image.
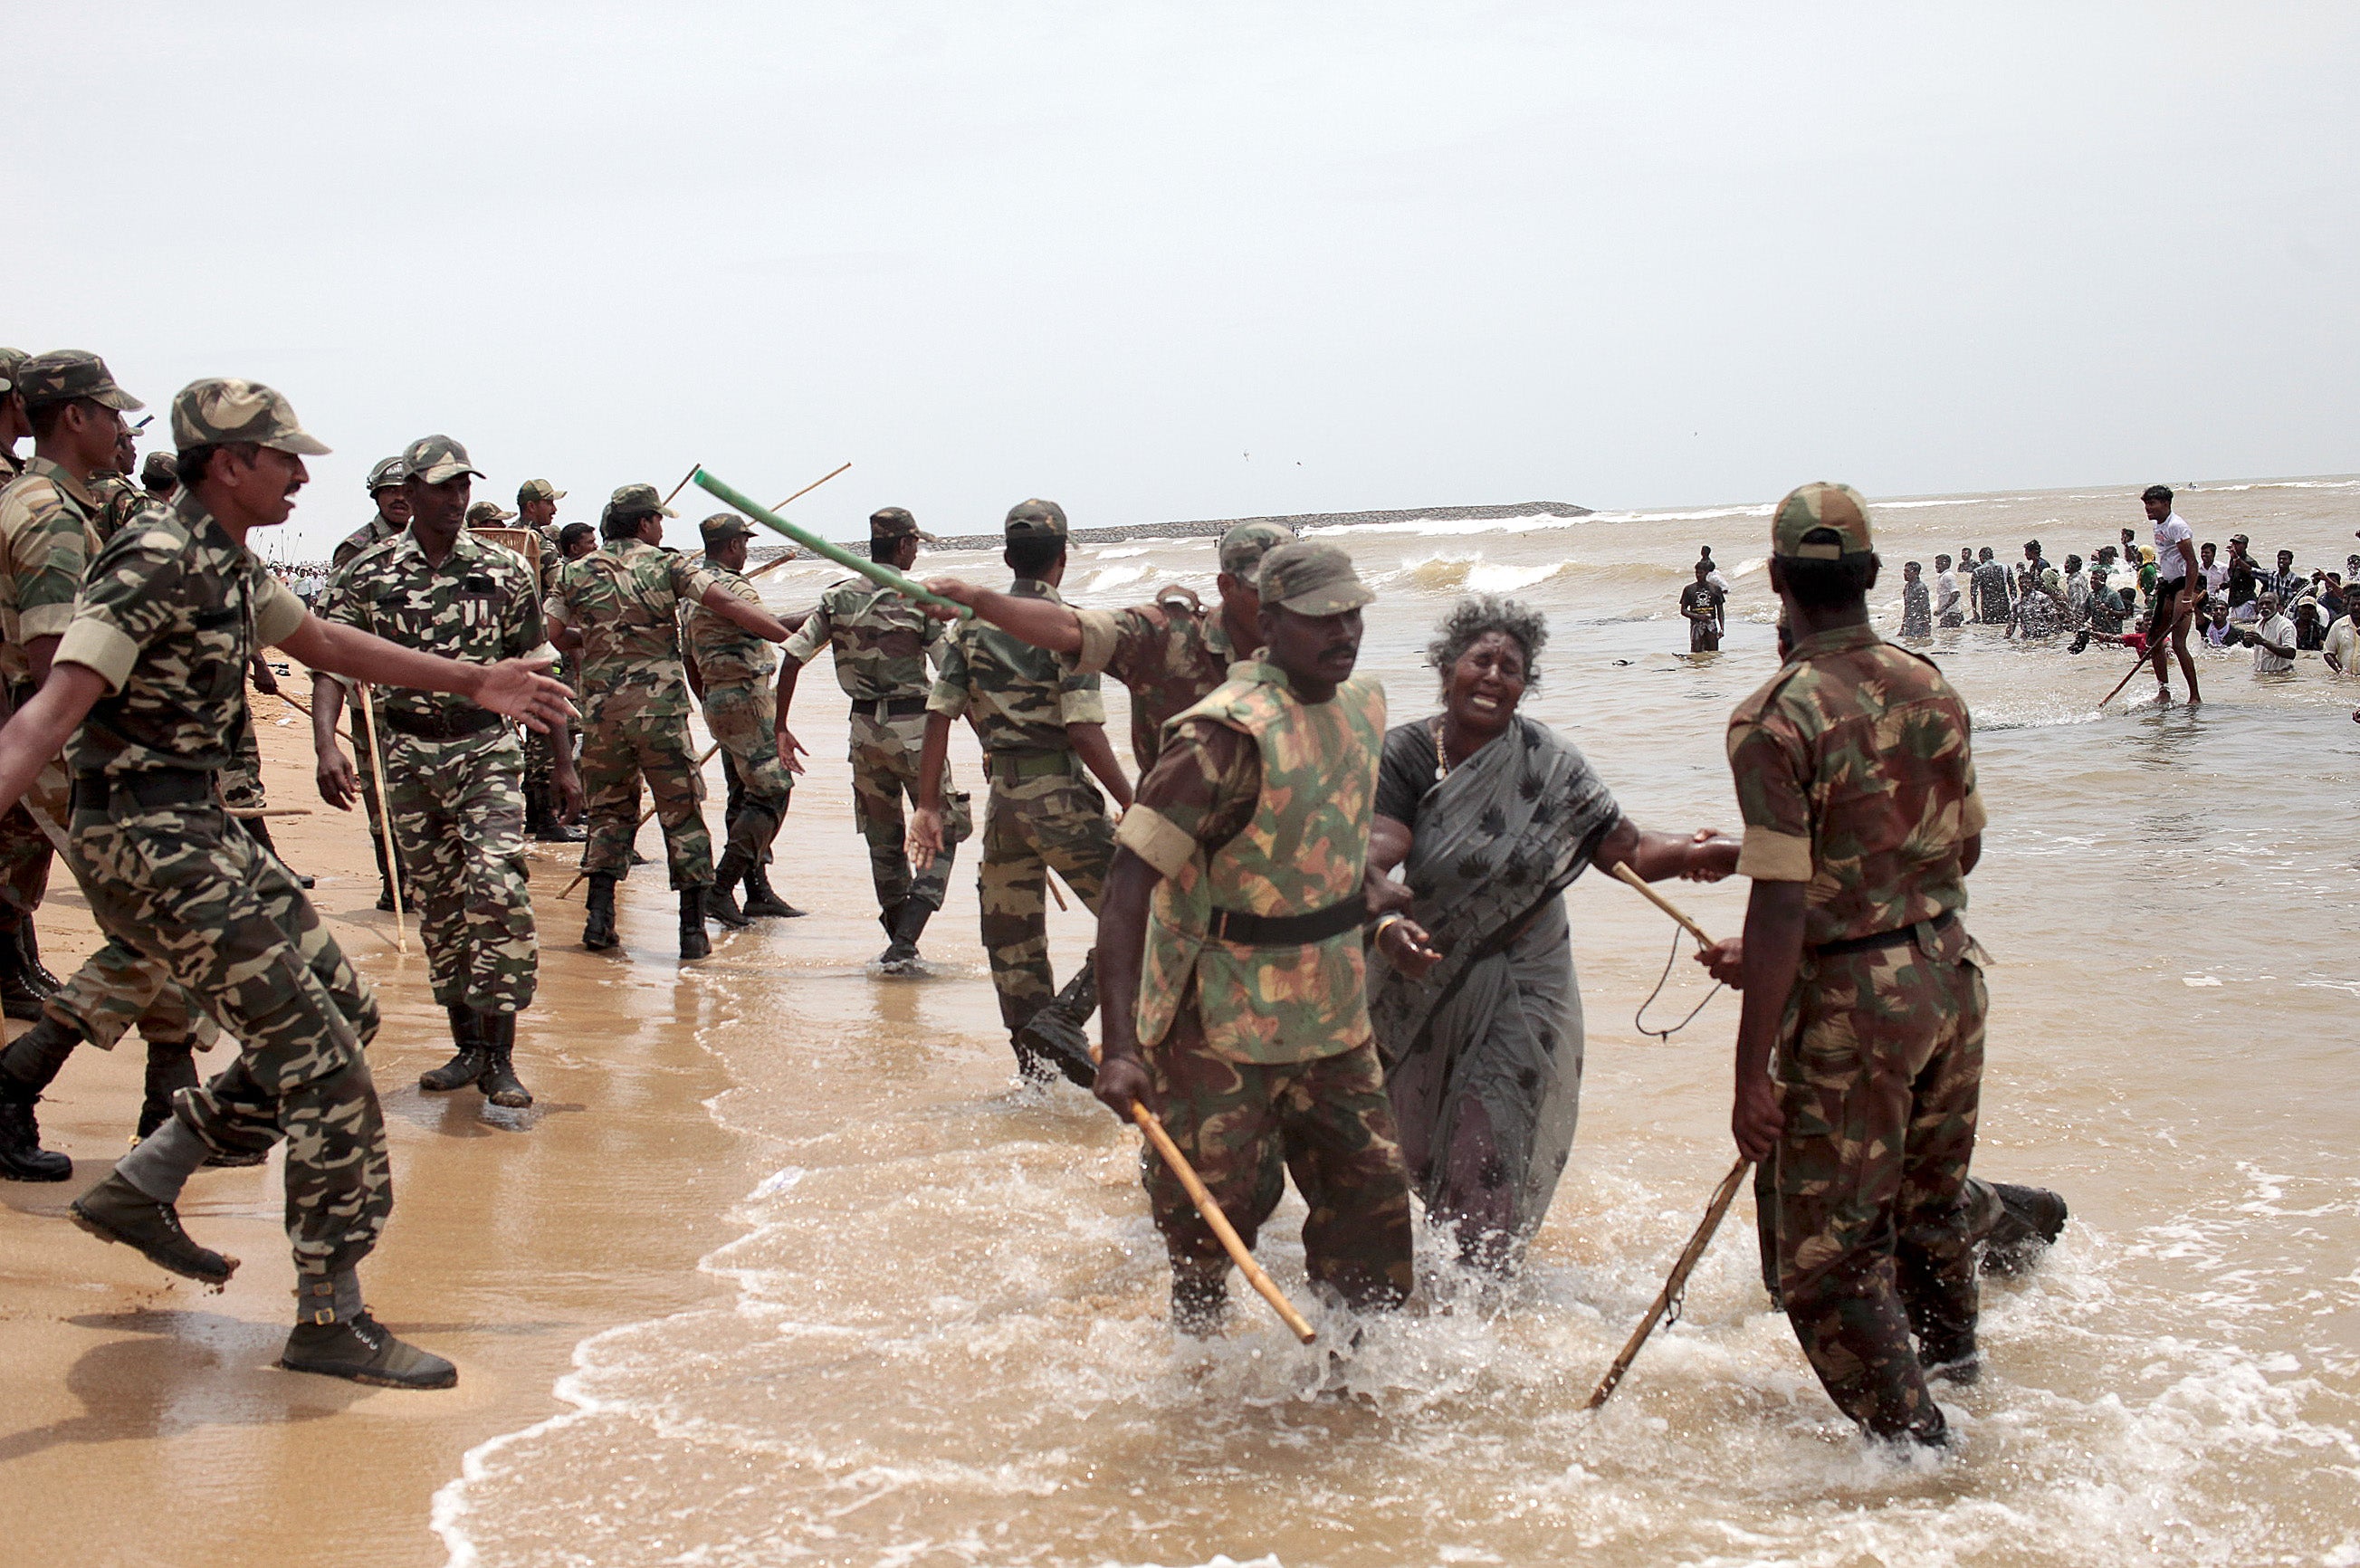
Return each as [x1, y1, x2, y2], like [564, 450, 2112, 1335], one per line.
[376, 706, 508, 741]
[1207, 897, 1366, 947]
[71, 768, 216, 812]
[1811, 909, 1955, 958]
[855, 695, 930, 721]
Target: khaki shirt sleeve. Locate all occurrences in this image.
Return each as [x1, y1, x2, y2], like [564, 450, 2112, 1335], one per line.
[925, 626, 970, 718]
[1727, 707, 1815, 883]
[253, 573, 308, 647]
[1115, 805, 1199, 879]
[1056, 663, 1106, 727]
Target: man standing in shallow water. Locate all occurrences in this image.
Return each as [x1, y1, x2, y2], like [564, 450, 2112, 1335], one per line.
[1722, 482, 1992, 1448]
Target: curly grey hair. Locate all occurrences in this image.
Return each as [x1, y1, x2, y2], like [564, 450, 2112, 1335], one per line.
[1426, 593, 1548, 693]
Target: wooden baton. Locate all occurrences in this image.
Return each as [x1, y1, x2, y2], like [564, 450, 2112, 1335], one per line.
[1131, 1101, 1317, 1343]
[1586, 1155, 1751, 1409]
[1610, 861, 1714, 948]
[357, 687, 407, 954]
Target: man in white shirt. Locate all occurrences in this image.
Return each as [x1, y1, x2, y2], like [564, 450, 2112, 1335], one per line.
[2246, 592, 2297, 674]
[2141, 484, 2203, 705]
[1933, 552, 1963, 626]
[2324, 598, 2360, 677]
[2062, 555, 2091, 625]
[2199, 541, 2227, 597]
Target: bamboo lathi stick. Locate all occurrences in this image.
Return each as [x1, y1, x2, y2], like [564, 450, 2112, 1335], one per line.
[357, 688, 406, 953]
[1609, 861, 1714, 948]
[1586, 1155, 1751, 1409]
[1131, 1101, 1317, 1343]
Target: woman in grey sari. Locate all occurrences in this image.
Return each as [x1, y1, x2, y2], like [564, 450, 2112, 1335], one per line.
[1368, 596, 1738, 1269]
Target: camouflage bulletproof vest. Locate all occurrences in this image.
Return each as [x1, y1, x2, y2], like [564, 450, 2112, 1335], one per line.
[1136, 662, 1385, 1066]
[680, 562, 776, 685]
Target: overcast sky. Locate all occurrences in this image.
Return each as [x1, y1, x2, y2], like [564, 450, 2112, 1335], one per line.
[12, 2, 2355, 557]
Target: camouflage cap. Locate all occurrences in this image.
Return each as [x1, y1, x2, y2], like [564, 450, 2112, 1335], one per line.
[14, 349, 144, 413]
[869, 505, 919, 540]
[403, 434, 482, 486]
[603, 483, 676, 521]
[699, 512, 755, 544]
[0, 348, 24, 394]
[1256, 540, 1374, 615]
[466, 501, 517, 525]
[365, 455, 407, 492]
[1771, 481, 1873, 559]
[170, 378, 330, 455]
[1004, 498, 1068, 540]
[139, 451, 177, 487]
[1218, 520, 1295, 579]
[517, 478, 565, 503]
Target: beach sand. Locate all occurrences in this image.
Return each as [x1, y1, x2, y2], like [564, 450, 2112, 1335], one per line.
[0, 689, 779, 1566]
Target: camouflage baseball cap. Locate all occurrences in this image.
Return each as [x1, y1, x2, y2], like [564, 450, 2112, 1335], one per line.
[604, 483, 676, 521]
[466, 501, 517, 525]
[170, 378, 330, 455]
[869, 505, 919, 540]
[516, 478, 565, 503]
[403, 434, 482, 486]
[699, 512, 755, 545]
[365, 455, 407, 492]
[0, 348, 24, 394]
[14, 349, 144, 413]
[1771, 481, 1873, 559]
[1218, 520, 1295, 579]
[139, 451, 177, 487]
[1256, 540, 1374, 615]
[1004, 498, 1068, 540]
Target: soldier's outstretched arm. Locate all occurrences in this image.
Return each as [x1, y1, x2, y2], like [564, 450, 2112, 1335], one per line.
[277, 615, 577, 734]
[0, 664, 106, 817]
[699, 583, 805, 644]
[1091, 848, 1161, 1121]
[920, 578, 1084, 654]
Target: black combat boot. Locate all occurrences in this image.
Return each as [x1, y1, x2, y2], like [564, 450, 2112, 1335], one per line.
[281, 1274, 456, 1389]
[371, 827, 401, 911]
[18, 923, 59, 995]
[876, 897, 937, 974]
[1982, 1181, 2069, 1276]
[740, 859, 804, 918]
[1012, 955, 1100, 1088]
[524, 779, 556, 840]
[420, 1003, 490, 1092]
[474, 1011, 532, 1109]
[70, 1171, 237, 1283]
[0, 926, 44, 1021]
[0, 1077, 72, 1181]
[707, 847, 753, 929]
[138, 1037, 200, 1141]
[582, 873, 620, 951]
[678, 886, 712, 961]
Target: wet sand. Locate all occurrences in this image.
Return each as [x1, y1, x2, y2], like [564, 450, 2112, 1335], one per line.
[0, 690, 779, 1566]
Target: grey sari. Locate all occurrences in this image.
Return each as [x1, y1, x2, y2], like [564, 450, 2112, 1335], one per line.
[1369, 714, 1620, 1261]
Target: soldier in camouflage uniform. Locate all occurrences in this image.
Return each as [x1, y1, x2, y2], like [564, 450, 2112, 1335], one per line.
[0, 377, 571, 1387]
[315, 435, 578, 1109]
[909, 501, 1131, 1080]
[0, 349, 28, 483]
[86, 424, 145, 545]
[0, 353, 233, 1180]
[314, 454, 414, 909]
[779, 505, 969, 968]
[1093, 542, 1431, 1330]
[925, 519, 1295, 771]
[683, 513, 803, 924]
[547, 483, 798, 960]
[137, 448, 178, 508]
[1723, 482, 1992, 1448]
[511, 480, 583, 842]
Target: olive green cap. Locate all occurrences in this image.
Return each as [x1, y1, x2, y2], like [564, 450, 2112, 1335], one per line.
[699, 512, 755, 544]
[1771, 481, 1874, 559]
[171, 378, 330, 455]
[14, 349, 144, 413]
[1256, 540, 1374, 615]
[466, 501, 517, 525]
[0, 348, 24, 394]
[1218, 520, 1295, 579]
[516, 478, 565, 503]
[403, 434, 482, 486]
[869, 505, 919, 540]
[603, 483, 676, 521]
[139, 451, 177, 487]
[1004, 498, 1067, 540]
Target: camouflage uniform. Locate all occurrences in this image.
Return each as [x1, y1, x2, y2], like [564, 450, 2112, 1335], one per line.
[1070, 521, 1294, 770]
[1118, 636, 1412, 1314]
[1727, 482, 1992, 1444]
[318, 512, 544, 1013]
[682, 538, 793, 863]
[88, 468, 147, 545]
[782, 565, 970, 920]
[327, 464, 412, 893]
[548, 526, 719, 887]
[56, 382, 393, 1286]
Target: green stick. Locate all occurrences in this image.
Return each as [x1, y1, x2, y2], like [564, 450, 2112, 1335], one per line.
[691, 468, 970, 619]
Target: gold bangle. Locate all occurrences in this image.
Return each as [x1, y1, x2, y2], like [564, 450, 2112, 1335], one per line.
[1371, 912, 1407, 942]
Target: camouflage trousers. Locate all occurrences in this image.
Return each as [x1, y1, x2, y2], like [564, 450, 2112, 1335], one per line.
[702, 678, 792, 858]
[979, 765, 1113, 1034]
[46, 936, 222, 1053]
[339, 681, 404, 884]
[71, 793, 388, 1282]
[849, 710, 969, 914]
[1765, 922, 1986, 1442]
[221, 706, 265, 810]
[383, 728, 537, 1012]
[1144, 1006, 1414, 1313]
[578, 698, 712, 887]
[0, 753, 66, 931]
